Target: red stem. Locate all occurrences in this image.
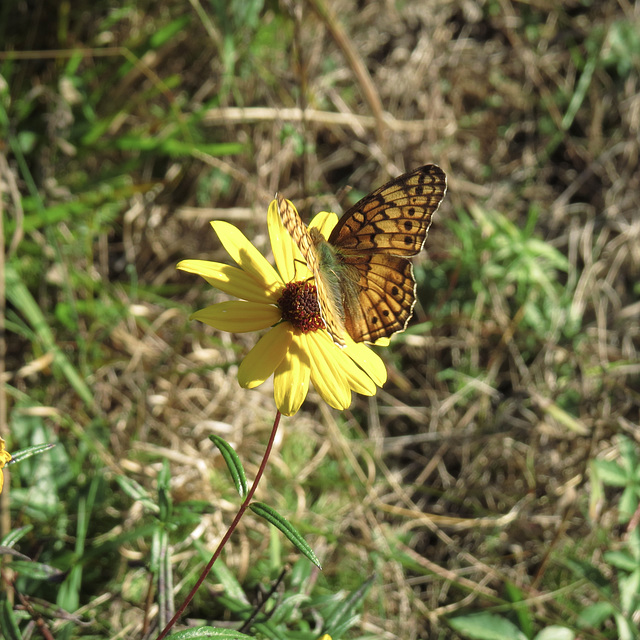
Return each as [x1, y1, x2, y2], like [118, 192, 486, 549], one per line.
[155, 410, 282, 639]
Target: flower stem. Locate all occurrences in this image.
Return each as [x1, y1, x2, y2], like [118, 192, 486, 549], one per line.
[156, 410, 283, 639]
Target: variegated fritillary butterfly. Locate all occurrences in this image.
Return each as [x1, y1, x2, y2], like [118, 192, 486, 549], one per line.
[278, 164, 447, 347]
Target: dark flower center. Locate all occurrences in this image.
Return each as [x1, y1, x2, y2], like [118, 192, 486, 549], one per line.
[278, 281, 325, 333]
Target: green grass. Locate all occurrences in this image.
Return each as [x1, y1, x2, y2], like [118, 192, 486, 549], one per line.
[2, 0, 640, 638]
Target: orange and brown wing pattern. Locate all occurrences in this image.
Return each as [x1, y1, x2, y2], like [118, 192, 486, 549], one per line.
[329, 164, 447, 256]
[342, 254, 416, 343]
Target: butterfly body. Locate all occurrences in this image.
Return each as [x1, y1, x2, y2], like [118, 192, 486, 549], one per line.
[278, 164, 447, 347]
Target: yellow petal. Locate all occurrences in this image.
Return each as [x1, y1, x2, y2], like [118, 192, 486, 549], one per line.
[0, 471, 3, 494]
[191, 301, 281, 332]
[237, 323, 292, 389]
[345, 339, 387, 386]
[310, 211, 338, 238]
[0, 437, 10, 467]
[338, 350, 377, 396]
[307, 332, 352, 410]
[274, 333, 311, 416]
[177, 260, 279, 304]
[210, 221, 283, 297]
[268, 199, 312, 282]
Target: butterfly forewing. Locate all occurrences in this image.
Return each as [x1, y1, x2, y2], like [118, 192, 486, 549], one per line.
[277, 194, 349, 346]
[277, 194, 320, 275]
[329, 164, 446, 256]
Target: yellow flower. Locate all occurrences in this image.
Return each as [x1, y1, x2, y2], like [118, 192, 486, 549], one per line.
[177, 199, 387, 416]
[0, 437, 12, 494]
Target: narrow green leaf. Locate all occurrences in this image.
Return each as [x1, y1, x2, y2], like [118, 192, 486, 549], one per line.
[0, 524, 33, 544]
[604, 550, 637, 572]
[619, 569, 640, 615]
[113, 475, 159, 513]
[210, 558, 251, 606]
[7, 443, 56, 465]
[9, 559, 65, 581]
[504, 580, 533, 639]
[324, 574, 373, 636]
[158, 459, 172, 522]
[209, 435, 247, 497]
[249, 501, 321, 569]
[150, 16, 191, 48]
[0, 596, 22, 640]
[170, 627, 254, 639]
[5, 265, 94, 409]
[0, 546, 32, 560]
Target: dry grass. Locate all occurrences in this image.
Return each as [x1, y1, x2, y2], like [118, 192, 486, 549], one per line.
[2, 0, 640, 638]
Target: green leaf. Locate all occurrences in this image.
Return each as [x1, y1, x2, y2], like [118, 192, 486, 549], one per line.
[210, 558, 250, 606]
[534, 626, 575, 640]
[576, 601, 614, 628]
[604, 550, 638, 572]
[5, 443, 56, 465]
[249, 501, 322, 569]
[209, 435, 248, 497]
[0, 525, 33, 548]
[5, 265, 94, 409]
[149, 16, 191, 48]
[9, 559, 65, 581]
[324, 574, 373, 637]
[158, 459, 172, 522]
[504, 581, 533, 639]
[619, 486, 639, 523]
[619, 569, 640, 614]
[448, 612, 528, 639]
[613, 612, 635, 640]
[592, 459, 628, 486]
[113, 475, 160, 514]
[0, 596, 22, 640]
[170, 627, 254, 639]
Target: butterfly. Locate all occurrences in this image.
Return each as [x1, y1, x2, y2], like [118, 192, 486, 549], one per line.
[278, 164, 447, 347]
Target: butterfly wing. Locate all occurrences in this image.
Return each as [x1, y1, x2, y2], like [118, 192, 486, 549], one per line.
[340, 254, 417, 343]
[328, 164, 447, 256]
[277, 194, 349, 345]
[330, 165, 447, 342]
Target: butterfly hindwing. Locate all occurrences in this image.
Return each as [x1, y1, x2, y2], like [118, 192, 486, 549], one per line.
[341, 254, 416, 343]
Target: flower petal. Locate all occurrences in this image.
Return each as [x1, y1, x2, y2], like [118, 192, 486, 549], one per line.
[274, 333, 311, 416]
[268, 199, 312, 283]
[307, 332, 352, 410]
[309, 211, 338, 239]
[237, 323, 292, 389]
[192, 301, 281, 333]
[267, 200, 298, 282]
[337, 353, 378, 396]
[0, 438, 10, 467]
[344, 339, 388, 386]
[210, 221, 283, 299]
[178, 260, 277, 304]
